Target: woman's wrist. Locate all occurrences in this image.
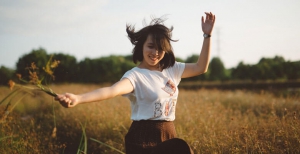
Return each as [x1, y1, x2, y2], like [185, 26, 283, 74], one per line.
[203, 33, 211, 38]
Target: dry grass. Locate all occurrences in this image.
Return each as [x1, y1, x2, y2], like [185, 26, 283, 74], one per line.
[0, 84, 299, 153]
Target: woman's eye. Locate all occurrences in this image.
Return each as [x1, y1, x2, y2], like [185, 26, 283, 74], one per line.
[148, 46, 154, 49]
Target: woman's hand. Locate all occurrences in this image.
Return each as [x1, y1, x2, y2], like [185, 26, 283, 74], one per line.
[55, 93, 80, 108]
[202, 12, 216, 35]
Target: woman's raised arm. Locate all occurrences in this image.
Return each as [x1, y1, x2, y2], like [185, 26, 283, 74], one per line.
[181, 12, 216, 78]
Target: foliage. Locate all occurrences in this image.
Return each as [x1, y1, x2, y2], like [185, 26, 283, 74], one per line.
[52, 53, 78, 83]
[283, 61, 300, 80]
[76, 56, 136, 83]
[232, 56, 300, 81]
[0, 66, 14, 85]
[175, 57, 185, 62]
[182, 54, 209, 82]
[208, 57, 228, 81]
[1, 48, 300, 85]
[16, 48, 49, 82]
[185, 54, 199, 63]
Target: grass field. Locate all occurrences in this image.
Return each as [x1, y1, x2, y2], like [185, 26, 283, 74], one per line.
[0, 84, 300, 153]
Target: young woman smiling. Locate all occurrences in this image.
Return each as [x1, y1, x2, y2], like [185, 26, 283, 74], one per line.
[56, 12, 216, 154]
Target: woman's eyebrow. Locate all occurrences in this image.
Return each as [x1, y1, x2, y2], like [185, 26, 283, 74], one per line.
[147, 42, 154, 45]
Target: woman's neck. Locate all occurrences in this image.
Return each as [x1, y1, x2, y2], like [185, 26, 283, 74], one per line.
[138, 62, 162, 72]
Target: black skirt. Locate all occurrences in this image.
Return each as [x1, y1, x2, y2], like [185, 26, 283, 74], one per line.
[125, 120, 177, 154]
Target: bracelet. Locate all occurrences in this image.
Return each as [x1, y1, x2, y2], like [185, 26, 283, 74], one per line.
[203, 34, 211, 38]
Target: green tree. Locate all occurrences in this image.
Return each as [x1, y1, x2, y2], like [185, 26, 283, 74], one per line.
[185, 54, 199, 63]
[209, 57, 226, 81]
[175, 57, 184, 62]
[77, 58, 100, 83]
[77, 55, 135, 83]
[231, 62, 251, 80]
[256, 56, 285, 80]
[52, 53, 78, 83]
[0, 66, 14, 85]
[99, 55, 136, 83]
[16, 48, 49, 82]
[182, 54, 208, 81]
[232, 56, 288, 81]
[283, 61, 300, 80]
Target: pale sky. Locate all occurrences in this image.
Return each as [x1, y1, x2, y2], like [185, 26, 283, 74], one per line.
[1, 0, 300, 69]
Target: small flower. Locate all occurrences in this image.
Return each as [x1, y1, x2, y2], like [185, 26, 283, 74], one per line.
[43, 55, 59, 80]
[43, 66, 55, 80]
[8, 80, 15, 90]
[43, 66, 53, 77]
[50, 60, 60, 68]
[29, 70, 41, 84]
[30, 62, 38, 70]
[26, 62, 38, 71]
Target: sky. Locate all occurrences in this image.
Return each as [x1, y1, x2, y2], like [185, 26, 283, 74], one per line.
[1, 0, 300, 69]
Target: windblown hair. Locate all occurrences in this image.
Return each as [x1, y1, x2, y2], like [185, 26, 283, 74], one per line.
[126, 17, 178, 70]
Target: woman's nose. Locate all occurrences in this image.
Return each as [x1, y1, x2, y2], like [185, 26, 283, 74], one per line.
[151, 49, 158, 55]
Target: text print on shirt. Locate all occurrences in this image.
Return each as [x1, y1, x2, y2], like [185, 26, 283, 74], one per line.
[154, 102, 163, 118]
[153, 98, 177, 118]
[164, 98, 177, 116]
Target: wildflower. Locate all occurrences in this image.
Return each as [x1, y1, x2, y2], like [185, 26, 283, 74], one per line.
[43, 66, 54, 79]
[8, 80, 15, 90]
[51, 59, 60, 68]
[26, 62, 38, 71]
[30, 62, 38, 70]
[43, 55, 59, 80]
[29, 70, 41, 85]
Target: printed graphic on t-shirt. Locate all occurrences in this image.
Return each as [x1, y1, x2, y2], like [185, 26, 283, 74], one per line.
[162, 79, 176, 96]
[154, 102, 162, 118]
[153, 98, 177, 118]
[164, 98, 176, 116]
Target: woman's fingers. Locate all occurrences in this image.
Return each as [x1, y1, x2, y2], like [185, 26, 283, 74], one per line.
[55, 93, 74, 108]
[204, 12, 215, 21]
[201, 12, 216, 35]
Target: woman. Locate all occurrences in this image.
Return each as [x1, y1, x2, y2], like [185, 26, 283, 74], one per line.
[56, 12, 215, 154]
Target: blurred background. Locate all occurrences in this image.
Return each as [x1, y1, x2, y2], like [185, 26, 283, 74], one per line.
[1, 0, 300, 85]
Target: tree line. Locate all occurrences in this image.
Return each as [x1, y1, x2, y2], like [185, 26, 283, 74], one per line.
[0, 48, 299, 85]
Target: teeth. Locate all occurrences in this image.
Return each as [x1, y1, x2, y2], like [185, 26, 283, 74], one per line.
[149, 56, 158, 61]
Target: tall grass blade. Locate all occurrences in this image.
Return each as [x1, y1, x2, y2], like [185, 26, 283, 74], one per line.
[9, 93, 28, 113]
[77, 133, 84, 154]
[0, 88, 21, 105]
[1, 93, 28, 122]
[51, 99, 57, 138]
[90, 138, 125, 154]
[77, 122, 87, 154]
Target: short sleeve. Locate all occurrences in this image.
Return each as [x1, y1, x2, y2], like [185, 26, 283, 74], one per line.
[174, 61, 185, 80]
[166, 61, 185, 85]
[121, 69, 136, 89]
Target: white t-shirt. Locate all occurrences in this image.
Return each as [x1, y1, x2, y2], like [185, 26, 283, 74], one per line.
[121, 62, 185, 121]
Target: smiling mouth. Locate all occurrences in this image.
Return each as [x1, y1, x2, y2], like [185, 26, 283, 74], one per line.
[149, 56, 159, 61]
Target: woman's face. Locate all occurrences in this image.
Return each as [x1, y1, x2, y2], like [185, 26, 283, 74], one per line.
[141, 35, 165, 70]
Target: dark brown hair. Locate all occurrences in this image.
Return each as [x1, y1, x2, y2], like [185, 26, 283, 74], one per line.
[126, 17, 178, 70]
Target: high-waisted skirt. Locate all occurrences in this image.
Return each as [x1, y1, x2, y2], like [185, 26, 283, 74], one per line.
[125, 120, 177, 154]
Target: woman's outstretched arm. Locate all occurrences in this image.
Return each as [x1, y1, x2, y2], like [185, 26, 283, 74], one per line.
[182, 12, 216, 78]
[55, 78, 133, 108]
